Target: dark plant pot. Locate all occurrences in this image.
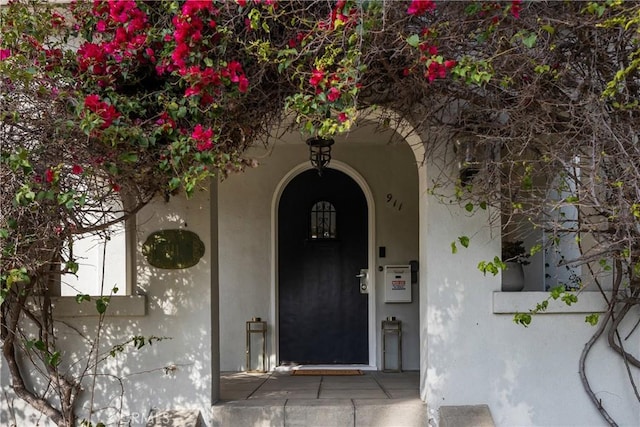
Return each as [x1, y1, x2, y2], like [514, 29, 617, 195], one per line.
[502, 261, 525, 291]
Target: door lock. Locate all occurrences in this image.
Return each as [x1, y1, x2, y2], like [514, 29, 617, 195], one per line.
[357, 269, 369, 294]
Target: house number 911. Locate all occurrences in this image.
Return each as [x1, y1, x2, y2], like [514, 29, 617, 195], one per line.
[386, 193, 402, 211]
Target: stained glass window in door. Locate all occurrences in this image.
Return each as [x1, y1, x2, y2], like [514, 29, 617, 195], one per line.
[310, 201, 337, 239]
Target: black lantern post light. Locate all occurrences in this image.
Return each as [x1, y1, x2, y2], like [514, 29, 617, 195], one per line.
[306, 137, 335, 175]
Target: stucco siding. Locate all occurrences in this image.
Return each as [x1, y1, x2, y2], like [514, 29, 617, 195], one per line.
[218, 128, 420, 372]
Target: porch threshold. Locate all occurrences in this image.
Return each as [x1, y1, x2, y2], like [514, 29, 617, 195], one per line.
[214, 371, 426, 426]
[275, 364, 378, 372]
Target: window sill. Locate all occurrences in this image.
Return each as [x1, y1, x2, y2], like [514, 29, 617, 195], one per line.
[492, 291, 606, 314]
[51, 295, 147, 317]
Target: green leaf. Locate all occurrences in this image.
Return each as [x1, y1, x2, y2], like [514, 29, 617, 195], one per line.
[451, 241, 458, 254]
[522, 33, 537, 48]
[96, 298, 109, 314]
[458, 236, 470, 248]
[585, 313, 599, 326]
[168, 177, 181, 191]
[120, 152, 138, 163]
[561, 293, 578, 306]
[75, 294, 91, 304]
[514, 313, 532, 327]
[529, 244, 542, 256]
[7, 268, 30, 287]
[0, 229, 8, 239]
[541, 25, 555, 35]
[47, 351, 61, 367]
[550, 286, 563, 299]
[406, 34, 420, 48]
[66, 261, 79, 274]
[464, 202, 474, 212]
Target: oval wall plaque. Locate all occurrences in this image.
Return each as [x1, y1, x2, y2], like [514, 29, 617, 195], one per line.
[142, 229, 205, 269]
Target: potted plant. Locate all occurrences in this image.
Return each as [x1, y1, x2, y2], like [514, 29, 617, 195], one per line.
[501, 240, 530, 291]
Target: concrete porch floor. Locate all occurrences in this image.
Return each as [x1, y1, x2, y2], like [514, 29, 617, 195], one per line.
[211, 370, 427, 426]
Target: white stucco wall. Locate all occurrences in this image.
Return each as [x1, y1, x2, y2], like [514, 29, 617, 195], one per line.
[3, 119, 638, 427]
[420, 148, 640, 426]
[1, 189, 216, 427]
[218, 123, 421, 372]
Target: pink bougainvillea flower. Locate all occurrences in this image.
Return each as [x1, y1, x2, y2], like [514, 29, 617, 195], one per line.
[45, 168, 55, 183]
[309, 68, 324, 86]
[185, 86, 201, 97]
[327, 87, 341, 102]
[84, 94, 120, 129]
[51, 12, 65, 28]
[84, 94, 101, 110]
[511, 0, 522, 19]
[238, 75, 249, 93]
[192, 124, 215, 151]
[0, 49, 12, 60]
[407, 0, 436, 16]
[72, 164, 84, 175]
[444, 60, 457, 68]
[426, 61, 447, 82]
[111, 183, 121, 192]
[338, 112, 348, 123]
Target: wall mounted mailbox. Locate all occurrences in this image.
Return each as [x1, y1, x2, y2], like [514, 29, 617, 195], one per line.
[384, 265, 411, 303]
[142, 229, 205, 269]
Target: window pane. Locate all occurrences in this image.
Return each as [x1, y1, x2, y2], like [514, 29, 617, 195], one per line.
[310, 201, 336, 239]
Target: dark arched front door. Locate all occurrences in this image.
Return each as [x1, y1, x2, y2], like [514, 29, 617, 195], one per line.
[278, 168, 368, 364]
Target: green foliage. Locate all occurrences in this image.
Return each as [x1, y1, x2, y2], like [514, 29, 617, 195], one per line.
[513, 288, 582, 327]
[585, 313, 600, 326]
[513, 312, 532, 327]
[478, 257, 505, 276]
[109, 336, 170, 358]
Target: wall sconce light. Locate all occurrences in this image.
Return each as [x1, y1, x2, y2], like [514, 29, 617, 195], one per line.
[306, 137, 334, 175]
[456, 139, 480, 186]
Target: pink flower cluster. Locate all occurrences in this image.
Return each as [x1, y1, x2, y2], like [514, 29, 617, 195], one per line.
[425, 60, 456, 82]
[320, 0, 358, 31]
[84, 94, 120, 129]
[307, 67, 356, 122]
[163, 1, 249, 98]
[191, 124, 215, 151]
[222, 61, 249, 93]
[181, 66, 222, 103]
[76, 1, 151, 86]
[309, 68, 343, 102]
[511, 0, 522, 19]
[407, 0, 436, 16]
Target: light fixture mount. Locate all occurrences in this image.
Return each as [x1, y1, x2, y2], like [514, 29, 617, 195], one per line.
[306, 137, 335, 175]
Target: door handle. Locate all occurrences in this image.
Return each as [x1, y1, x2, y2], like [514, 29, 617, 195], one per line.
[357, 269, 368, 294]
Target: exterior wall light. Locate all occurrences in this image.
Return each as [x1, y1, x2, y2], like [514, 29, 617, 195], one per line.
[456, 139, 480, 186]
[306, 137, 335, 175]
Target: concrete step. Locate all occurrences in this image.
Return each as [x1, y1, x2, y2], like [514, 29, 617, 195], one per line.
[211, 398, 427, 427]
[439, 405, 495, 427]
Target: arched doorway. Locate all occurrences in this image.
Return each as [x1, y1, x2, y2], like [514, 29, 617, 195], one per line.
[278, 168, 368, 364]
